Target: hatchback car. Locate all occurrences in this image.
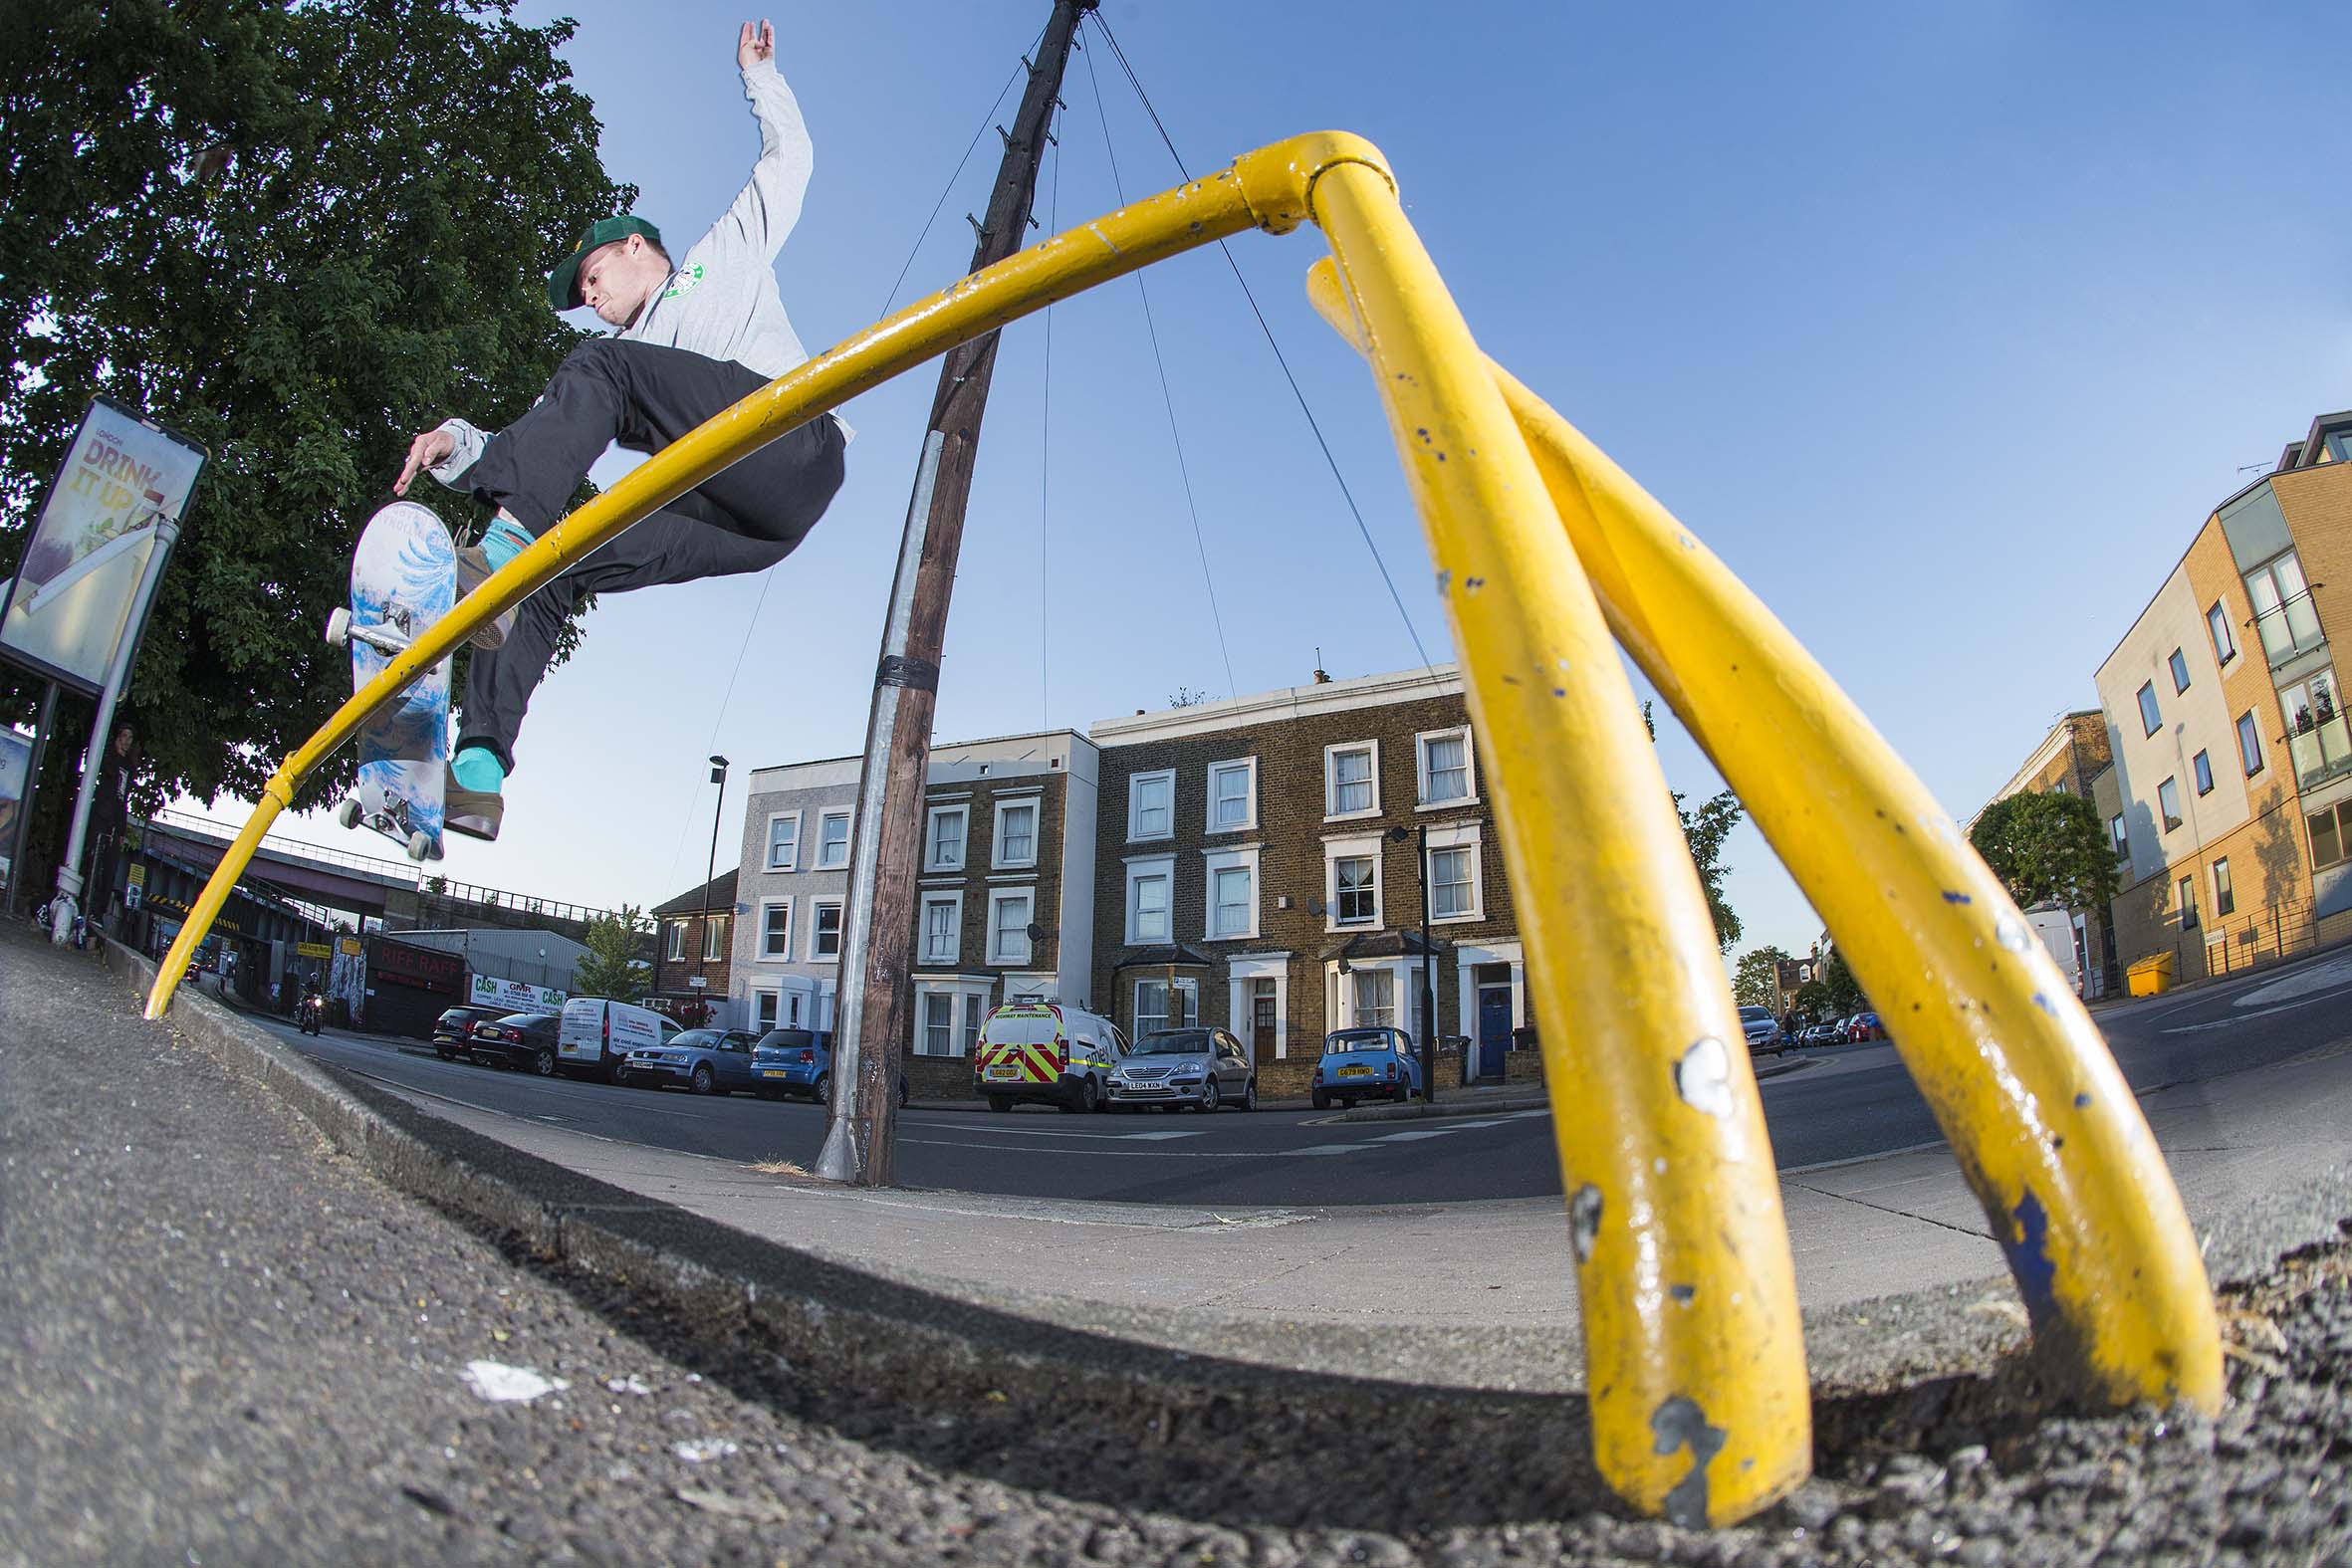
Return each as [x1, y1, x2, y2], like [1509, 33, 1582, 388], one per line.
[620, 1027, 762, 1095]
[750, 1029, 909, 1107]
[1107, 1027, 1257, 1112]
[432, 1005, 505, 1061]
[1309, 1025, 1423, 1110]
[1847, 1011, 1885, 1043]
[1737, 1005, 1786, 1057]
[467, 1011, 562, 1075]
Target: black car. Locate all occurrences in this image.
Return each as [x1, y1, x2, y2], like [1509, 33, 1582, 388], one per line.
[468, 1011, 563, 1075]
[431, 1005, 505, 1061]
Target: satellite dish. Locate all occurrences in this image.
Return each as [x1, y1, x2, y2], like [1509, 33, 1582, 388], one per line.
[1025, 922, 1047, 942]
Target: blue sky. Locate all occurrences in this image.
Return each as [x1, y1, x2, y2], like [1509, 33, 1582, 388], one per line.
[178, 1, 2352, 960]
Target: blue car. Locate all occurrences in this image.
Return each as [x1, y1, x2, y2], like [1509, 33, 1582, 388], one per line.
[751, 1028, 910, 1107]
[1310, 1025, 1424, 1110]
[619, 1028, 762, 1095]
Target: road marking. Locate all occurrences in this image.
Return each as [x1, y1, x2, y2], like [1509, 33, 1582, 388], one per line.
[2161, 981, 2352, 1033]
[921, 1121, 1207, 1142]
[1370, 1128, 1463, 1142]
[896, 1136, 1374, 1160]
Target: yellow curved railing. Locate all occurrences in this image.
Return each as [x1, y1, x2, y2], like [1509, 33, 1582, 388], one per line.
[142, 130, 2220, 1525]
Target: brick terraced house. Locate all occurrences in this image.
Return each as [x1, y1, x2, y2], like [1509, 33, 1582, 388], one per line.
[1088, 665, 1528, 1098]
[648, 869, 737, 1026]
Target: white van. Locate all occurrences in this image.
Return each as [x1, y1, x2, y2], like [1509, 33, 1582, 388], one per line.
[558, 996, 677, 1081]
[972, 1000, 1127, 1113]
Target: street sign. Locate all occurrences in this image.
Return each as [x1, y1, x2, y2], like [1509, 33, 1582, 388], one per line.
[686, 976, 708, 989]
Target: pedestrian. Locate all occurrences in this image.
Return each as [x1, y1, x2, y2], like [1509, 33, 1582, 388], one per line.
[81, 722, 137, 934]
[392, 18, 848, 842]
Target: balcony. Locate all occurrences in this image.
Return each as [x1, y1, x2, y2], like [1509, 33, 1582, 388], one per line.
[2288, 711, 2352, 790]
[2255, 595, 2326, 669]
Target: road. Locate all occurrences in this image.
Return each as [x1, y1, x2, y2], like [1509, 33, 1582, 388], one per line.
[252, 944, 2352, 1209]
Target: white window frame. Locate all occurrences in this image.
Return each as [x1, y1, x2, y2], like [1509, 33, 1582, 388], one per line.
[1414, 726, 1478, 809]
[1133, 976, 1199, 1034]
[1424, 820, 1484, 923]
[1324, 832, 1384, 931]
[816, 808, 853, 870]
[986, 886, 1036, 967]
[1204, 757, 1258, 834]
[751, 989, 781, 1032]
[664, 920, 688, 963]
[918, 890, 965, 968]
[912, 978, 993, 1057]
[1124, 854, 1177, 946]
[810, 898, 843, 963]
[1128, 769, 1176, 842]
[757, 898, 793, 962]
[701, 912, 731, 964]
[924, 803, 970, 873]
[1200, 845, 1262, 942]
[764, 810, 803, 872]
[919, 989, 956, 1057]
[1324, 741, 1381, 821]
[991, 796, 1040, 869]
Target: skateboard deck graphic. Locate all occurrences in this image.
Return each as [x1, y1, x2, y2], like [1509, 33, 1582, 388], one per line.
[327, 501, 453, 862]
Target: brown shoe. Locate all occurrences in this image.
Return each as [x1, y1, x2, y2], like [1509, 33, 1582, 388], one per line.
[454, 543, 517, 652]
[445, 769, 504, 842]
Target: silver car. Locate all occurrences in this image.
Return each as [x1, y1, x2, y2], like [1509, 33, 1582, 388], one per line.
[1107, 1026, 1258, 1112]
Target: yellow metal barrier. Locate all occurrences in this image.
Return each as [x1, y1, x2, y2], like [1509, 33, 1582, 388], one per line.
[1303, 257, 2221, 1417]
[140, 125, 2222, 1525]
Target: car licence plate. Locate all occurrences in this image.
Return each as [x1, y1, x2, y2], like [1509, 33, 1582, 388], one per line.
[1338, 1064, 1372, 1078]
[987, 1064, 1021, 1080]
[761, 1069, 789, 1079]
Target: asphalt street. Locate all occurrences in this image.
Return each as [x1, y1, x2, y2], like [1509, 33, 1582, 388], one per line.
[254, 944, 2352, 1210]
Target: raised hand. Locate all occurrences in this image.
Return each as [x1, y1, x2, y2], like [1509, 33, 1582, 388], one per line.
[737, 19, 774, 69]
[394, 427, 457, 497]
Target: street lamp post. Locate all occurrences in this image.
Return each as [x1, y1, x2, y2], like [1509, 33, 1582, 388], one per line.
[1388, 822, 1438, 1102]
[697, 755, 729, 1024]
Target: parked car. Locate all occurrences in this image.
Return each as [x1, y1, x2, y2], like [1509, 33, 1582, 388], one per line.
[1107, 1026, 1257, 1112]
[1737, 1005, 1784, 1057]
[467, 1011, 563, 1075]
[972, 1001, 1128, 1113]
[1308, 1025, 1422, 1110]
[619, 1027, 762, 1094]
[432, 1005, 505, 1061]
[749, 1028, 911, 1106]
[1847, 1011, 1884, 1043]
[558, 997, 677, 1081]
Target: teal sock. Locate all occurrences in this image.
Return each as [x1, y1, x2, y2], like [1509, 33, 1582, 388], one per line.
[452, 746, 506, 794]
[480, 514, 534, 570]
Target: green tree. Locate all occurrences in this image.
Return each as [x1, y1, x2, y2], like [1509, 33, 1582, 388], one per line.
[1734, 945, 1790, 1010]
[1791, 978, 1829, 1022]
[572, 905, 649, 1001]
[1968, 790, 2123, 913]
[1641, 704, 1746, 951]
[1817, 947, 1863, 1015]
[1, 0, 628, 808]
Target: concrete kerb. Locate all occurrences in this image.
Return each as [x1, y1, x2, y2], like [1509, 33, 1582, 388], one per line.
[1329, 1053, 1813, 1123]
[98, 930, 2352, 1526]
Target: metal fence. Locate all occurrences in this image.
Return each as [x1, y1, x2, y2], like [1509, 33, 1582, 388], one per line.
[2194, 895, 2352, 981]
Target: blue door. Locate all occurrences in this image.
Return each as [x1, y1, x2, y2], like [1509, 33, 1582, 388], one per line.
[1477, 988, 1512, 1079]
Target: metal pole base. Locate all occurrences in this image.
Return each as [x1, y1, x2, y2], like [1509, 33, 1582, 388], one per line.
[813, 1118, 863, 1184]
[49, 868, 84, 946]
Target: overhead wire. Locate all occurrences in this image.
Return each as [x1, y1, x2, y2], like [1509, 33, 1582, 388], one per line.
[1039, 106, 1062, 729]
[1087, 11, 1436, 676]
[1076, 25, 1240, 702]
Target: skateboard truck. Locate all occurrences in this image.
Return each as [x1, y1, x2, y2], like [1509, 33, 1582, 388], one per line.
[324, 605, 413, 656]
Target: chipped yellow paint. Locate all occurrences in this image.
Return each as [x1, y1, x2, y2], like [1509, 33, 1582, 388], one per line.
[1304, 254, 2221, 1419]
[1303, 162, 1809, 1526]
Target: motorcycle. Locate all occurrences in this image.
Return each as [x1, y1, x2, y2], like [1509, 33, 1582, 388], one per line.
[299, 994, 328, 1035]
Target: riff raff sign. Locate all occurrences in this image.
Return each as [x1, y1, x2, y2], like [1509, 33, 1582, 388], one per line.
[0, 398, 207, 692]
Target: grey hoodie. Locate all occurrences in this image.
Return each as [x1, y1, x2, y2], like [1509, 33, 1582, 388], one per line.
[429, 56, 845, 489]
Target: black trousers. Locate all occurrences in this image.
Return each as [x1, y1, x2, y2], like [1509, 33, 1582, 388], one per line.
[454, 336, 846, 774]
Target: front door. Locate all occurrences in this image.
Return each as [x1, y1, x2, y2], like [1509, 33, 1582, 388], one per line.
[1251, 981, 1278, 1064]
[1478, 986, 1512, 1079]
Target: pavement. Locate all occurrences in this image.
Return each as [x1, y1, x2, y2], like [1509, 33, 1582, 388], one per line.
[8, 919, 2352, 1564]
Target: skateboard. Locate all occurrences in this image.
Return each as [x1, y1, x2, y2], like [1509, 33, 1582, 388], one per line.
[324, 501, 453, 862]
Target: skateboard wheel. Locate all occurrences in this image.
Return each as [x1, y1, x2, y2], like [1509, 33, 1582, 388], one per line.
[405, 830, 433, 862]
[335, 797, 362, 829]
[325, 607, 352, 647]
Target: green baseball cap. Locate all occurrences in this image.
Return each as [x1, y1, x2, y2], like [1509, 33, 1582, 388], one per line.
[548, 214, 663, 312]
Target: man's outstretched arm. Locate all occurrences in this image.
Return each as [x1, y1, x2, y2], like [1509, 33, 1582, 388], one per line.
[712, 18, 815, 264]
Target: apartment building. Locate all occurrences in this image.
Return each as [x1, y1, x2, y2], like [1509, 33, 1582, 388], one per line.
[1970, 711, 2119, 996]
[2094, 410, 2352, 981]
[1088, 665, 1527, 1094]
[726, 732, 1100, 1048]
[647, 870, 736, 1023]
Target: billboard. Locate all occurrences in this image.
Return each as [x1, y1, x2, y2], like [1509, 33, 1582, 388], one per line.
[0, 727, 29, 884]
[469, 974, 567, 1016]
[0, 398, 207, 692]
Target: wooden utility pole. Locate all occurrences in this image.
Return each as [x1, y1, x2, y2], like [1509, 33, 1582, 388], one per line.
[817, 0, 1093, 1186]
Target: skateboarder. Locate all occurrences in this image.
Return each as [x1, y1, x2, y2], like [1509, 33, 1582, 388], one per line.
[391, 18, 847, 841]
